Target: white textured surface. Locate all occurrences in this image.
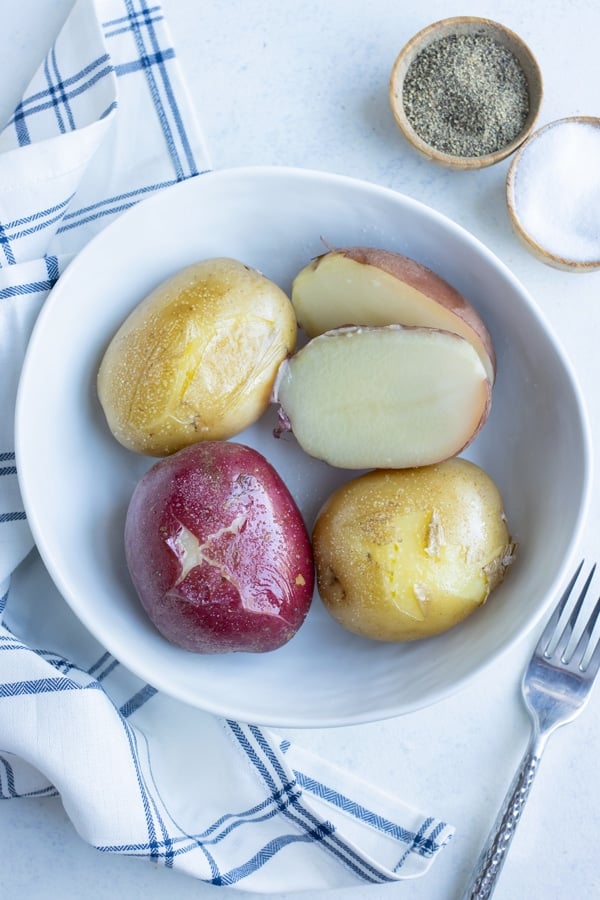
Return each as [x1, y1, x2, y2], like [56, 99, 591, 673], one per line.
[2, 2, 600, 898]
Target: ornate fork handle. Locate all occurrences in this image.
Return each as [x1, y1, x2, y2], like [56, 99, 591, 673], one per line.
[461, 735, 546, 900]
[462, 564, 600, 898]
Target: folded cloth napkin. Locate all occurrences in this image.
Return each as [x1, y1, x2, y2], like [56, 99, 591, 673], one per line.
[0, 0, 455, 891]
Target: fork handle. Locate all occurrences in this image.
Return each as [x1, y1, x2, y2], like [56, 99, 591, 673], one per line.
[461, 734, 546, 899]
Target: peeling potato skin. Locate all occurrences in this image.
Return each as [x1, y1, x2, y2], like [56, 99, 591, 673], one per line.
[312, 459, 515, 642]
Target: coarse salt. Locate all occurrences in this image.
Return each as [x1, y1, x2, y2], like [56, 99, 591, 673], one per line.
[512, 120, 600, 263]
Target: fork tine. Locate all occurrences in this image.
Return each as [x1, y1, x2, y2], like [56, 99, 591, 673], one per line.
[553, 564, 596, 660]
[582, 623, 600, 676]
[537, 560, 585, 656]
[463, 560, 600, 900]
[569, 590, 600, 670]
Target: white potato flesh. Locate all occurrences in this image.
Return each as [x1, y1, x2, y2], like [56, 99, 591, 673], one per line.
[291, 248, 495, 383]
[273, 325, 491, 469]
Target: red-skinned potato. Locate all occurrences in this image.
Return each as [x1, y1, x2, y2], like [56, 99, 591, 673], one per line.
[124, 441, 314, 653]
[273, 325, 491, 469]
[291, 247, 496, 383]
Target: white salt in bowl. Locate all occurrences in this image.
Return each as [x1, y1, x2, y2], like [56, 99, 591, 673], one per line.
[507, 117, 600, 271]
[389, 16, 543, 170]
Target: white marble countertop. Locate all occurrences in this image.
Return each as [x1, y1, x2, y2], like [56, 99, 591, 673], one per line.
[2, 1, 600, 898]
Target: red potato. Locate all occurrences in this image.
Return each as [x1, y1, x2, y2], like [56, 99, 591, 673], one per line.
[291, 247, 496, 384]
[124, 442, 314, 653]
[273, 325, 491, 470]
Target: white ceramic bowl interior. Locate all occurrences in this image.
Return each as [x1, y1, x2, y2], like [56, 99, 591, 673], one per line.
[16, 166, 591, 727]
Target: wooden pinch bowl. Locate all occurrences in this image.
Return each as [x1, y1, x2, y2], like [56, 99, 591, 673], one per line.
[506, 117, 600, 272]
[389, 16, 543, 170]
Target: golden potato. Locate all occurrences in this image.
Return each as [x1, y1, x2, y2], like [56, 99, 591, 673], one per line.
[313, 459, 515, 641]
[97, 258, 297, 456]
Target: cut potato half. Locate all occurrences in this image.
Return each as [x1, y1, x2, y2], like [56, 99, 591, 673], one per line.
[291, 247, 495, 384]
[273, 325, 491, 470]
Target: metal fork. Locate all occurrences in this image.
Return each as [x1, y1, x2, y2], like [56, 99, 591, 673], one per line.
[462, 561, 600, 899]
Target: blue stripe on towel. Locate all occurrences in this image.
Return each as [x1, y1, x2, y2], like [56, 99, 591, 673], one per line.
[227, 722, 395, 884]
[0, 677, 102, 697]
[120, 684, 158, 717]
[293, 770, 442, 856]
[0, 512, 26, 523]
[116, 0, 197, 179]
[7, 61, 114, 139]
[0, 755, 58, 799]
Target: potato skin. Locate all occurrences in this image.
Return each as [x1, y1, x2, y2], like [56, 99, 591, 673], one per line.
[312, 459, 515, 641]
[124, 441, 314, 654]
[98, 258, 297, 456]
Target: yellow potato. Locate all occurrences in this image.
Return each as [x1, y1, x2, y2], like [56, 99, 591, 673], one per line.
[98, 258, 297, 456]
[312, 459, 515, 641]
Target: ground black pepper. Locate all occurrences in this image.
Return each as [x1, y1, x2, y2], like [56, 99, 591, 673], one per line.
[402, 31, 530, 158]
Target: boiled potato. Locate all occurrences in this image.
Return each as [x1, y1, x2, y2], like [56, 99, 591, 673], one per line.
[125, 441, 314, 654]
[291, 247, 496, 383]
[313, 459, 515, 641]
[98, 257, 297, 456]
[274, 325, 491, 469]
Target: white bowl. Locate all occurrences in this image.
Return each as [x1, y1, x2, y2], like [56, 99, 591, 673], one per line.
[16, 166, 592, 728]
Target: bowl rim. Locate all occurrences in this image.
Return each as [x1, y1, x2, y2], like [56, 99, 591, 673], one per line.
[506, 115, 600, 271]
[389, 15, 544, 170]
[14, 164, 594, 727]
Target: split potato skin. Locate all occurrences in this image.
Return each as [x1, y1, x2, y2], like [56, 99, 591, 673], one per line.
[291, 247, 496, 383]
[98, 257, 297, 456]
[312, 459, 515, 642]
[124, 441, 315, 654]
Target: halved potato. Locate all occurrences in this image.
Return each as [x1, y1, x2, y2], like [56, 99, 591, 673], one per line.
[273, 324, 491, 469]
[291, 247, 495, 383]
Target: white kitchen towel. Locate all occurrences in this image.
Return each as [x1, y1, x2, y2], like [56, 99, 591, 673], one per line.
[0, 0, 454, 891]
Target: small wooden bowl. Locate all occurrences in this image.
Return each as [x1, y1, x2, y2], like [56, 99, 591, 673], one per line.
[506, 117, 600, 272]
[389, 16, 543, 169]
